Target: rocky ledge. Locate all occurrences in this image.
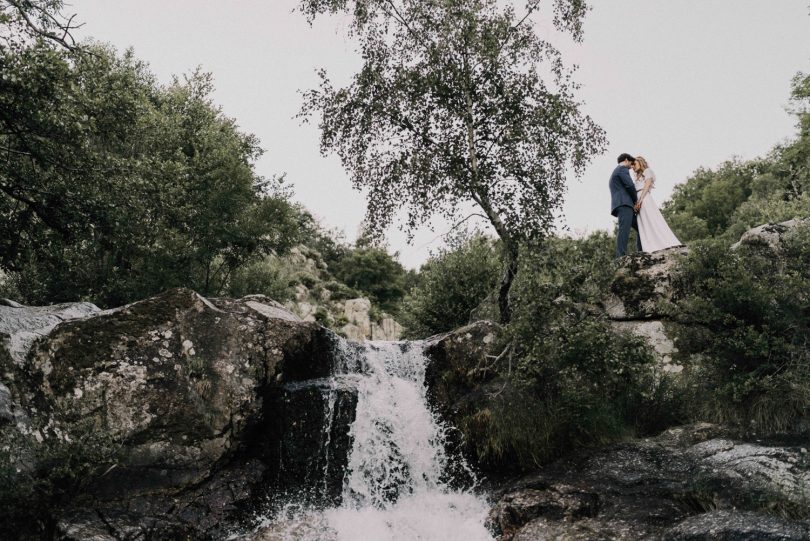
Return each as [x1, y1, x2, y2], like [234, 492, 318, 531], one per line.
[488, 423, 810, 540]
[0, 288, 357, 540]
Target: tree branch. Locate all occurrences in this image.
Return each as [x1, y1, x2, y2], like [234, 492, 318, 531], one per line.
[5, 0, 83, 50]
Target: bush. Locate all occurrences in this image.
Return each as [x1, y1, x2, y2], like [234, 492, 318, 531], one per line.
[445, 233, 676, 472]
[330, 247, 407, 313]
[399, 233, 501, 338]
[226, 255, 295, 302]
[668, 224, 810, 434]
[0, 270, 22, 302]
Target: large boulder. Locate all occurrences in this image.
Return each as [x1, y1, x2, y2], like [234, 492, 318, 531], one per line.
[731, 218, 809, 254]
[607, 220, 810, 376]
[424, 320, 503, 419]
[603, 246, 688, 321]
[0, 289, 358, 540]
[487, 424, 810, 541]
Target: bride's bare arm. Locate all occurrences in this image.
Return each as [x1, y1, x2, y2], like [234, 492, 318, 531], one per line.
[638, 178, 653, 203]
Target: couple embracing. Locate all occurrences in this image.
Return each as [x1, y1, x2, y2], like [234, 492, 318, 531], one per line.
[610, 153, 681, 258]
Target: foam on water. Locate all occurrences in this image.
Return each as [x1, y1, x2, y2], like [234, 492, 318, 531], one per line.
[251, 339, 493, 541]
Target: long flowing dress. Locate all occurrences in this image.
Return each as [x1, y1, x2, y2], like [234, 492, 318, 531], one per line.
[635, 168, 682, 252]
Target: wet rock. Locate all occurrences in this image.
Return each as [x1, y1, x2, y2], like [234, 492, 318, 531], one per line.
[688, 439, 810, 507]
[487, 485, 599, 538]
[424, 320, 503, 415]
[0, 288, 358, 540]
[489, 424, 810, 541]
[255, 377, 358, 507]
[662, 510, 810, 540]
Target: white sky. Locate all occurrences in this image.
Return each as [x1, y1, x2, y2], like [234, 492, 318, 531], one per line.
[70, 0, 810, 268]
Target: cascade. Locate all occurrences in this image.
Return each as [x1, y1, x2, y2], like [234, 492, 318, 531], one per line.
[250, 339, 493, 541]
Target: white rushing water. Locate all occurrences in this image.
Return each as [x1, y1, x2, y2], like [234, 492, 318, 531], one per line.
[253, 340, 494, 541]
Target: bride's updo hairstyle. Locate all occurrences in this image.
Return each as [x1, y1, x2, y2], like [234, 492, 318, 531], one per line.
[634, 156, 650, 171]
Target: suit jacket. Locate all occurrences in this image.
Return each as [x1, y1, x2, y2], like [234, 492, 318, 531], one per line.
[609, 165, 638, 216]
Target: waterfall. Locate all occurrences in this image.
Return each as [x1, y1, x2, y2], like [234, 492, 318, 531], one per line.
[250, 339, 493, 541]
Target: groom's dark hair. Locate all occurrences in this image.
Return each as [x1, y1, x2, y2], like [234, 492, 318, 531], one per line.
[617, 153, 635, 164]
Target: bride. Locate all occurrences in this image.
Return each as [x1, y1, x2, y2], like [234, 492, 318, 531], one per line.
[632, 156, 682, 252]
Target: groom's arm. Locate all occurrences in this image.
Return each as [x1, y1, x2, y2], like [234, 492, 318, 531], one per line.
[619, 168, 638, 203]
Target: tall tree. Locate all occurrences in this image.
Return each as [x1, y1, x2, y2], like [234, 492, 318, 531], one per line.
[299, 0, 605, 322]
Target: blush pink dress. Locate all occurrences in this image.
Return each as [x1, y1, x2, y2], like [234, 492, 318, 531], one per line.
[635, 168, 681, 252]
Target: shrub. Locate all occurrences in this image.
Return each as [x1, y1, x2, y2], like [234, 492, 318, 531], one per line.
[330, 247, 407, 314]
[226, 255, 295, 302]
[668, 224, 810, 434]
[398, 233, 501, 338]
[447, 233, 676, 472]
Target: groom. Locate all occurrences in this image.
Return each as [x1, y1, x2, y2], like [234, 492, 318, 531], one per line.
[610, 153, 642, 258]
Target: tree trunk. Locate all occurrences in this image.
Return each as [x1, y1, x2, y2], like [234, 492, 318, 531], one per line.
[461, 55, 518, 323]
[497, 240, 519, 324]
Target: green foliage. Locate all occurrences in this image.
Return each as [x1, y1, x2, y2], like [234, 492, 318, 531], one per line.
[300, 0, 606, 322]
[668, 226, 810, 434]
[0, 39, 300, 307]
[322, 280, 361, 301]
[663, 72, 810, 244]
[663, 160, 760, 242]
[399, 233, 501, 338]
[226, 255, 296, 302]
[0, 423, 121, 539]
[451, 232, 677, 471]
[331, 247, 407, 314]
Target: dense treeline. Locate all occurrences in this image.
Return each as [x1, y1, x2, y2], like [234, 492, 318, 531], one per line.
[0, 5, 409, 312]
[0, 36, 302, 306]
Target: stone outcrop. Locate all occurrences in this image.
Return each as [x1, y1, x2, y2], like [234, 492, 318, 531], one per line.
[0, 289, 358, 541]
[488, 423, 810, 541]
[603, 246, 687, 321]
[424, 320, 502, 419]
[280, 245, 404, 342]
[0, 300, 100, 366]
[605, 219, 810, 376]
[340, 297, 372, 340]
[732, 218, 808, 253]
[338, 297, 403, 342]
[602, 247, 688, 373]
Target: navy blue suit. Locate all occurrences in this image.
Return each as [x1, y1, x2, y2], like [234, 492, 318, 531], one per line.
[609, 165, 641, 257]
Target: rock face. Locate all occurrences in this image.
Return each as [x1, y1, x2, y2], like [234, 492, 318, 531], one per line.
[279, 245, 404, 342]
[488, 424, 810, 541]
[340, 297, 372, 341]
[424, 320, 502, 419]
[602, 247, 688, 374]
[603, 246, 687, 321]
[0, 289, 358, 541]
[0, 300, 100, 366]
[606, 219, 810, 376]
[732, 218, 808, 253]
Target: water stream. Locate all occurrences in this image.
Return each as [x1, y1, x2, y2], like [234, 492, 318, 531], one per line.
[251, 340, 494, 541]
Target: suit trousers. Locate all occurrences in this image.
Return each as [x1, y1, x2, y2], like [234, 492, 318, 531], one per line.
[615, 205, 642, 258]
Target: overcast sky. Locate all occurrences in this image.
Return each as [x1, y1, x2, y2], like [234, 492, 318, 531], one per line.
[71, 1, 810, 268]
